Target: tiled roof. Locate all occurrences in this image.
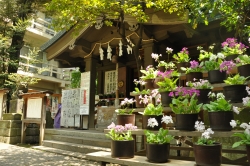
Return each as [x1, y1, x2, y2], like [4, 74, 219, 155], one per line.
[40, 30, 67, 51]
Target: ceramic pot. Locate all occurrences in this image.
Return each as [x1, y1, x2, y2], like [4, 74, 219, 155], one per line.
[208, 70, 227, 84]
[186, 72, 203, 83]
[142, 115, 163, 130]
[117, 114, 135, 126]
[193, 143, 222, 166]
[238, 64, 250, 80]
[208, 111, 234, 131]
[197, 89, 211, 104]
[146, 143, 170, 163]
[144, 79, 155, 90]
[223, 85, 247, 103]
[176, 62, 190, 73]
[225, 54, 239, 62]
[111, 140, 134, 158]
[175, 113, 198, 131]
[160, 91, 173, 107]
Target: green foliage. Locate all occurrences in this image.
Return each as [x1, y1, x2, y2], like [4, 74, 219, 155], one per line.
[143, 103, 163, 116]
[203, 92, 232, 112]
[116, 109, 134, 115]
[156, 77, 179, 92]
[196, 137, 215, 145]
[144, 128, 173, 144]
[132, 87, 150, 95]
[232, 132, 250, 148]
[70, 69, 81, 88]
[236, 55, 250, 66]
[105, 129, 134, 141]
[198, 44, 215, 61]
[224, 74, 249, 85]
[140, 65, 157, 80]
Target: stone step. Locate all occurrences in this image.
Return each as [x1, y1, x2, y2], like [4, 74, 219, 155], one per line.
[45, 129, 109, 140]
[42, 140, 111, 154]
[51, 135, 111, 148]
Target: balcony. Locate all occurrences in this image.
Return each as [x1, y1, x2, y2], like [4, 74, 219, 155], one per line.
[26, 18, 56, 39]
[18, 55, 74, 88]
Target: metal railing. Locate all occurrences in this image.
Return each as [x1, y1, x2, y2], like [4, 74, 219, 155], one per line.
[18, 55, 76, 82]
[28, 18, 56, 37]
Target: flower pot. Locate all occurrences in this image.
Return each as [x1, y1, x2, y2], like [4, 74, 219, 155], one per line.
[208, 70, 227, 84]
[142, 115, 163, 130]
[225, 54, 239, 62]
[176, 62, 190, 73]
[111, 140, 134, 158]
[146, 143, 170, 163]
[175, 113, 198, 131]
[246, 145, 250, 165]
[238, 64, 250, 80]
[197, 89, 211, 104]
[193, 143, 222, 166]
[158, 66, 166, 72]
[223, 85, 247, 103]
[208, 111, 234, 131]
[153, 77, 164, 89]
[160, 91, 173, 107]
[144, 79, 155, 90]
[186, 72, 203, 83]
[135, 95, 144, 108]
[117, 114, 135, 126]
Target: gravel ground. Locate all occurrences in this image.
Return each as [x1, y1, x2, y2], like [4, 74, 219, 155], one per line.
[0, 143, 119, 166]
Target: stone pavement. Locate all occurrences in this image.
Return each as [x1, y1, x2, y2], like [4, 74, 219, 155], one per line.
[0, 143, 118, 166]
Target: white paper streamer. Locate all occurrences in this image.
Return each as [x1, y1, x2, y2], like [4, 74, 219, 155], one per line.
[119, 40, 123, 56]
[107, 43, 112, 60]
[99, 45, 104, 60]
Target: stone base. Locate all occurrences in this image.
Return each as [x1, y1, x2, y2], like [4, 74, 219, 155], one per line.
[0, 136, 21, 144]
[0, 128, 21, 137]
[3, 113, 22, 120]
[9, 99, 23, 114]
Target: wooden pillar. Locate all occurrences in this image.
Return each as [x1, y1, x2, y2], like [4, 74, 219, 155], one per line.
[141, 41, 156, 69]
[84, 57, 97, 129]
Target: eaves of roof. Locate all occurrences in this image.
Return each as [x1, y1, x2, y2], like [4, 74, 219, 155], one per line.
[40, 30, 67, 51]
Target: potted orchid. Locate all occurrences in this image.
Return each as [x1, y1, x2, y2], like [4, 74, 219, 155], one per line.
[181, 60, 205, 82]
[115, 98, 136, 126]
[156, 70, 180, 107]
[151, 51, 175, 72]
[186, 78, 213, 104]
[202, 92, 236, 131]
[169, 87, 202, 130]
[106, 122, 137, 158]
[203, 53, 227, 83]
[132, 79, 150, 108]
[193, 121, 222, 166]
[140, 65, 158, 90]
[230, 120, 250, 165]
[144, 115, 174, 163]
[223, 73, 249, 103]
[197, 44, 215, 61]
[220, 38, 248, 61]
[173, 47, 190, 73]
[236, 55, 250, 80]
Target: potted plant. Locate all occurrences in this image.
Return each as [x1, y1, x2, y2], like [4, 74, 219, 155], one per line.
[223, 73, 249, 103]
[197, 44, 215, 62]
[202, 92, 237, 131]
[173, 47, 191, 73]
[151, 52, 175, 72]
[144, 115, 174, 163]
[156, 70, 179, 106]
[115, 98, 136, 126]
[106, 122, 137, 158]
[220, 37, 248, 61]
[181, 60, 204, 82]
[169, 87, 203, 130]
[230, 120, 250, 165]
[236, 54, 250, 80]
[142, 102, 163, 130]
[203, 53, 227, 83]
[132, 79, 150, 108]
[186, 78, 213, 104]
[140, 65, 158, 90]
[193, 121, 222, 166]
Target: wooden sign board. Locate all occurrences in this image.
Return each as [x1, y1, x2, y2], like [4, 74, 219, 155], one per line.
[26, 98, 43, 118]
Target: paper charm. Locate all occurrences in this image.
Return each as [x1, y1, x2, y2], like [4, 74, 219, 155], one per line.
[107, 43, 112, 60]
[119, 40, 123, 56]
[99, 45, 104, 60]
[127, 45, 132, 54]
[126, 37, 135, 47]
